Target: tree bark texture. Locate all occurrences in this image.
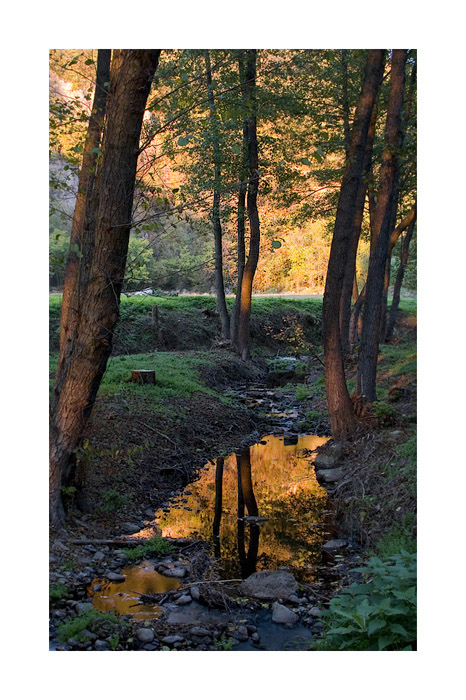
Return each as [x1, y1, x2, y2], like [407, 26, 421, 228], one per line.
[204, 50, 230, 339]
[237, 50, 260, 362]
[323, 49, 385, 438]
[339, 106, 378, 357]
[230, 55, 248, 349]
[50, 50, 161, 526]
[59, 50, 111, 352]
[385, 212, 416, 341]
[379, 58, 417, 337]
[356, 50, 407, 403]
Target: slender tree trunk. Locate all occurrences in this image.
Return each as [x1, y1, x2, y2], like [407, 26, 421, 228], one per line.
[323, 50, 385, 438]
[385, 213, 416, 341]
[237, 50, 260, 362]
[339, 107, 378, 357]
[349, 282, 366, 350]
[379, 58, 416, 338]
[59, 50, 111, 351]
[230, 55, 248, 348]
[204, 50, 230, 339]
[356, 50, 407, 403]
[50, 50, 161, 526]
[230, 181, 247, 347]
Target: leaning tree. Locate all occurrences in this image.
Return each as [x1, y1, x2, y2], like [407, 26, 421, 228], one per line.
[50, 49, 161, 526]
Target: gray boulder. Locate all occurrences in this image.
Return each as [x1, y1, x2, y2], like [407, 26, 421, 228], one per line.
[322, 539, 347, 552]
[136, 628, 155, 643]
[315, 468, 344, 483]
[238, 570, 299, 600]
[272, 602, 299, 625]
[106, 572, 126, 583]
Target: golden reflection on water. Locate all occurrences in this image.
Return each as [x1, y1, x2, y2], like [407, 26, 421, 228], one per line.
[156, 434, 329, 581]
[90, 561, 180, 620]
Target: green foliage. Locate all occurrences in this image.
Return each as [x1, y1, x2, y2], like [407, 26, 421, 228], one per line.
[100, 488, 125, 514]
[57, 609, 119, 643]
[60, 559, 78, 572]
[376, 515, 416, 558]
[317, 551, 417, 651]
[109, 633, 120, 651]
[397, 436, 416, 465]
[49, 583, 69, 601]
[213, 634, 234, 651]
[372, 401, 396, 427]
[124, 536, 174, 561]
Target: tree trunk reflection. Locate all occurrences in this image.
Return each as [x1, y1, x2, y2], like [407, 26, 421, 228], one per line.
[236, 447, 260, 578]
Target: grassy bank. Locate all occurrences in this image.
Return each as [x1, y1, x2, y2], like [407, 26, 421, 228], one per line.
[49, 294, 415, 356]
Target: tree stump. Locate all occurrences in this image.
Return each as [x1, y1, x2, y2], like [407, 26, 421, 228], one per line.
[131, 369, 156, 385]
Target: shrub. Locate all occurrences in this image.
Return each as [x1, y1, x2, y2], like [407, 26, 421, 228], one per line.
[317, 551, 417, 651]
[124, 535, 174, 561]
[372, 401, 396, 427]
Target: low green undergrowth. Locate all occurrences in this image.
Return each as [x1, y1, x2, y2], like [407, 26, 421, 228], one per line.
[124, 535, 174, 561]
[317, 551, 417, 651]
[57, 609, 120, 643]
[49, 583, 69, 602]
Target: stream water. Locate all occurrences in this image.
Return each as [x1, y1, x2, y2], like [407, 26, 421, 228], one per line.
[91, 433, 332, 623]
[156, 433, 330, 581]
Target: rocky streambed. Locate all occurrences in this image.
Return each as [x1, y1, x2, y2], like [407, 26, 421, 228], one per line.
[50, 372, 359, 651]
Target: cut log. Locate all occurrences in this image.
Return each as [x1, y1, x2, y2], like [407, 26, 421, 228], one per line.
[131, 369, 156, 385]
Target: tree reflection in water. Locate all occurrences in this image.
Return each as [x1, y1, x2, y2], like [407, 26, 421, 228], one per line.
[236, 447, 260, 578]
[156, 434, 329, 581]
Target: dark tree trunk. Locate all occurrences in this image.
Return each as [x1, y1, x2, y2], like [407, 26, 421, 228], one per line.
[356, 50, 407, 403]
[230, 180, 247, 347]
[204, 50, 230, 340]
[379, 58, 417, 338]
[59, 49, 111, 352]
[385, 211, 416, 341]
[50, 49, 161, 527]
[349, 282, 366, 350]
[339, 107, 377, 357]
[236, 448, 259, 578]
[237, 50, 260, 362]
[230, 55, 248, 350]
[323, 49, 385, 438]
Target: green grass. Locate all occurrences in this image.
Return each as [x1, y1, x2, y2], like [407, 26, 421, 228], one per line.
[50, 351, 224, 405]
[124, 535, 174, 561]
[56, 609, 120, 643]
[49, 583, 69, 601]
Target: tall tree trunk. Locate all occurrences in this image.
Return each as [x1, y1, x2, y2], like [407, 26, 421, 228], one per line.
[230, 54, 248, 349]
[230, 181, 247, 347]
[204, 50, 230, 339]
[379, 57, 416, 338]
[237, 50, 260, 362]
[59, 49, 111, 352]
[323, 49, 385, 438]
[50, 50, 161, 526]
[356, 50, 407, 403]
[385, 212, 416, 341]
[339, 106, 377, 357]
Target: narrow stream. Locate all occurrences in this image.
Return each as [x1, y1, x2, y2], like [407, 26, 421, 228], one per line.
[156, 434, 330, 582]
[90, 433, 333, 625]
